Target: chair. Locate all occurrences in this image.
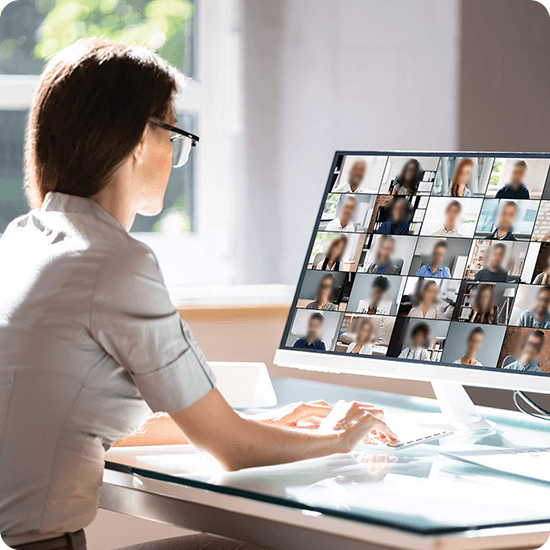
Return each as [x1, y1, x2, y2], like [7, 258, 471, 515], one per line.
[313, 253, 325, 268]
[501, 355, 516, 369]
[394, 257, 404, 273]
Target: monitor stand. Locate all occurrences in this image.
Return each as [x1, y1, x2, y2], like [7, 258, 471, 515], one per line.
[432, 381, 516, 448]
[432, 381, 491, 432]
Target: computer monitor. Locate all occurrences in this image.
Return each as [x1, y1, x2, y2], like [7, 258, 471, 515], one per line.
[274, 152, 550, 429]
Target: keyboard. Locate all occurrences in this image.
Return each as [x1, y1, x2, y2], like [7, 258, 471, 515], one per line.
[440, 447, 550, 482]
[358, 427, 454, 450]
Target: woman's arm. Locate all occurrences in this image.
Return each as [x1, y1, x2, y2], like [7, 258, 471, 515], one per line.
[170, 389, 396, 471]
[113, 400, 344, 447]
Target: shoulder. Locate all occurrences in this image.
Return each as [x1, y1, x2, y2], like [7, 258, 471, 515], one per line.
[93, 235, 165, 303]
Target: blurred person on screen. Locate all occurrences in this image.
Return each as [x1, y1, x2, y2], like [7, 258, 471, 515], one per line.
[316, 234, 348, 271]
[325, 195, 357, 232]
[517, 286, 550, 329]
[469, 284, 497, 324]
[495, 160, 530, 199]
[346, 318, 374, 355]
[366, 235, 401, 275]
[377, 197, 411, 235]
[446, 158, 474, 197]
[431, 200, 463, 238]
[334, 159, 368, 193]
[453, 327, 484, 366]
[306, 274, 338, 311]
[392, 159, 422, 197]
[398, 322, 431, 361]
[474, 243, 508, 282]
[414, 240, 451, 278]
[358, 276, 390, 315]
[293, 312, 326, 351]
[502, 330, 544, 373]
[408, 280, 440, 319]
[487, 201, 518, 241]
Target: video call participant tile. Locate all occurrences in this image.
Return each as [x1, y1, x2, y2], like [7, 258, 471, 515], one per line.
[432, 157, 494, 198]
[523, 241, 550, 284]
[497, 326, 550, 374]
[509, 284, 550, 329]
[453, 281, 517, 325]
[474, 198, 537, 241]
[441, 322, 506, 368]
[378, 156, 440, 196]
[420, 197, 483, 239]
[387, 318, 450, 363]
[486, 158, 550, 200]
[334, 313, 396, 357]
[409, 237, 471, 279]
[296, 270, 354, 312]
[367, 195, 426, 236]
[397, 277, 459, 320]
[308, 231, 366, 272]
[331, 155, 387, 194]
[346, 273, 405, 316]
[357, 234, 416, 276]
[318, 193, 377, 233]
[286, 309, 343, 352]
[464, 239, 529, 282]
[531, 200, 550, 242]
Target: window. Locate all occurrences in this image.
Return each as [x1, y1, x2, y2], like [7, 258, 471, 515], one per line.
[0, 0, 197, 233]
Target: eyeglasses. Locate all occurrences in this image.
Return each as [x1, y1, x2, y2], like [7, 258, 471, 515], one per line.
[149, 120, 200, 168]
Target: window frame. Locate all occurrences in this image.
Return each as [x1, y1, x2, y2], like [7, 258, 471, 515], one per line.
[0, 0, 243, 289]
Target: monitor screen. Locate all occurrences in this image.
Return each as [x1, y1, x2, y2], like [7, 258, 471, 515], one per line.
[281, 152, 550, 377]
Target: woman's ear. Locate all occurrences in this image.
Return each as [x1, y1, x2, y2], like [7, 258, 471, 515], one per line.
[132, 126, 150, 165]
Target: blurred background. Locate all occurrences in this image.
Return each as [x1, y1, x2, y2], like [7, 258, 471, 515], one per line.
[0, 2, 549, 547]
[1, 0, 549, 289]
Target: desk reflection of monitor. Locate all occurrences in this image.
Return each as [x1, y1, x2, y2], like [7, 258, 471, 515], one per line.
[275, 151, 550, 433]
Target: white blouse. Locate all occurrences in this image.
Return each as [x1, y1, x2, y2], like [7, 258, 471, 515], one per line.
[0, 193, 216, 546]
[407, 307, 437, 319]
[346, 342, 373, 355]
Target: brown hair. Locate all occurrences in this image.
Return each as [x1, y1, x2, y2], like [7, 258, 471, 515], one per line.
[24, 38, 182, 208]
[316, 273, 336, 303]
[450, 158, 474, 197]
[322, 234, 348, 270]
[471, 284, 495, 324]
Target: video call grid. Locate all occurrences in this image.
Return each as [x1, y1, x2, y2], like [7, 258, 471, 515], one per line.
[286, 154, 550, 375]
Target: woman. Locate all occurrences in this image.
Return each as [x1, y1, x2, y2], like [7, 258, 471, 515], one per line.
[0, 40, 396, 550]
[317, 234, 348, 270]
[453, 327, 484, 366]
[398, 322, 431, 361]
[307, 274, 338, 311]
[446, 158, 474, 197]
[469, 284, 497, 324]
[392, 159, 422, 196]
[408, 280, 439, 319]
[346, 318, 375, 355]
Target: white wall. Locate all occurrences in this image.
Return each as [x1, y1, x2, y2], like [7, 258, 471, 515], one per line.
[242, 0, 461, 285]
[459, 0, 550, 152]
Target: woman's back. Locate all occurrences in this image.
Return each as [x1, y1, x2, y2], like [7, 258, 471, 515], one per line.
[0, 192, 215, 546]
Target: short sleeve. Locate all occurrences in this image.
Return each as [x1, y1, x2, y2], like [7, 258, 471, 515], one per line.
[91, 240, 215, 413]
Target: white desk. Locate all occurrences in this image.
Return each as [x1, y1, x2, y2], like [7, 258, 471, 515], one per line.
[101, 379, 550, 550]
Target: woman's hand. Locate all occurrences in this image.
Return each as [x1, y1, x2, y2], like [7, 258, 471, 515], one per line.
[319, 400, 398, 452]
[257, 400, 384, 429]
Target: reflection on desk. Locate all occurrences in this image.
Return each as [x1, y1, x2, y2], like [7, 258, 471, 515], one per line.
[105, 379, 550, 537]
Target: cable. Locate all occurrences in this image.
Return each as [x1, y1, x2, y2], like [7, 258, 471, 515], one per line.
[513, 391, 550, 422]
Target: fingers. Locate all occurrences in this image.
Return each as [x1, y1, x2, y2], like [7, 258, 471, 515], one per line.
[369, 417, 398, 442]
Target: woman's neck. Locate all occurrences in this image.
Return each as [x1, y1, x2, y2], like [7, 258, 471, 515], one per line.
[91, 169, 137, 232]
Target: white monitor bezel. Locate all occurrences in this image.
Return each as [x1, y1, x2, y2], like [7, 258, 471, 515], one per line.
[275, 150, 550, 395]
